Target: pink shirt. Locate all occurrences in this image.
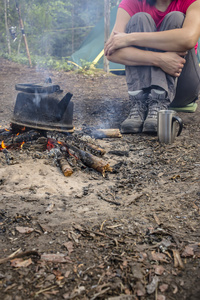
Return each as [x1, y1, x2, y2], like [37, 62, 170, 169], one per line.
[119, 0, 198, 52]
[119, 0, 196, 28]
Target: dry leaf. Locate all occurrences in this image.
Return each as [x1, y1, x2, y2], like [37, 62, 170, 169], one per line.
[64, 271, 70, 278]
[172, 285, 178, 294]
[151, 251, 168, 262]
[157, 295, 166, 300]
[45, 203, 55, 214]
[41, 253, 71, 263]
[159, 283, 168, 292]
[63, 241, 74, 255]
[153, 265, 165, 275]
[136, 281, 146, 296]
[16, 226, 34, 234]
[10, 258, 32, 268]
[181, 245, 194, 257]
[153, 214, 161, 225]
[146, 275, 159, 294]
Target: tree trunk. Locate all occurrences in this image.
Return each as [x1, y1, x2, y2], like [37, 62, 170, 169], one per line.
[104, 0, 110, 73]
[17, 36, 22, 55]
[71, 3, 74, 55]
[15, 0, 32, 67]
[4, 0, 11, 55]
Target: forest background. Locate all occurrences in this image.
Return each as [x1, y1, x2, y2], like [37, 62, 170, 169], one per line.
[0, 0, 120, 70]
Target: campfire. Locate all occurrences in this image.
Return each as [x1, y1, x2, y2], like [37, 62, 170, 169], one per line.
[0, 82, 122, 177]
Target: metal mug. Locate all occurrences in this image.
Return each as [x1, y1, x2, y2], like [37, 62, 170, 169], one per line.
[157, 110, 183, 144]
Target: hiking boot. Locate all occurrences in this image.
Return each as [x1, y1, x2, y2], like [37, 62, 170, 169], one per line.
[121, 91, 148, 133]
[143, 89, 170, 133]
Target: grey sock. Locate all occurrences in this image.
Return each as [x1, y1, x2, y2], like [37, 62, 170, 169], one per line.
[152, 89, 166, 95]
[128, 90, 143, 96]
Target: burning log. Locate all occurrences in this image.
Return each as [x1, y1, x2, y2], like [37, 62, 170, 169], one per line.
[67, 144, 112, 177]
[47, 138, 112, 177]
[0, 129, 42, 150]
[14, 130, 41, 144]
[59, 158, 73, 177]
[1, 125, 112, 177]
[22, 137, 47, 152]
[0, 129, 12, 140]
[85, 142, 106, 156]
[93, 128, 122, 139]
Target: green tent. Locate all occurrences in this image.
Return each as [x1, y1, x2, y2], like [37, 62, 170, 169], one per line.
[197, 38, 200, 63]
[70, 5, 200, 74]
[70, 6, 125, 75]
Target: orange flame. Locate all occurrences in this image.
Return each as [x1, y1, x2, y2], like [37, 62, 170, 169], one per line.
[47, 139, 55, 150]
[1, 141, 6, 149]
[20, 141, 25, 149]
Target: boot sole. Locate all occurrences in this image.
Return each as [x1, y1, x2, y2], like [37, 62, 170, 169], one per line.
[142, 122, 157, 133]
[121, 125, 143, 134]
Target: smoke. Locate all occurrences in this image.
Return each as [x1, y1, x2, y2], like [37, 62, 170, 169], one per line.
[32, 92, 41, 107]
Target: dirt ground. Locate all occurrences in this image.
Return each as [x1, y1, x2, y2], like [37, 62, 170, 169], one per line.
[0, 57, 200, 300]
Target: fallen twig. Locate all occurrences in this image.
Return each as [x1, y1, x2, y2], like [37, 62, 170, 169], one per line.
[172, 249, 184, 269]
[35, 285, 58, 296]
[90, 287, 110, 300]
[0, 250, 40, 264]
[97, 192, 121, 206]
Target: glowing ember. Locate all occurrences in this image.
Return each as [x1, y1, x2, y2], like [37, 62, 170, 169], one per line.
[0, 141, 6, 149]
[47, 139, 55, 150]
[20, 141, 25, 149]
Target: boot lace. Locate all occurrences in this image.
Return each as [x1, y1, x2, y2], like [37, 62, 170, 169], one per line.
[128, 100, 147, 119]
[147, 99, 169, 119]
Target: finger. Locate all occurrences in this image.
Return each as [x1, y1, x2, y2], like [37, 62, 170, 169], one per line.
[177, 51, 188, 57]
[175, 72, 181, 77]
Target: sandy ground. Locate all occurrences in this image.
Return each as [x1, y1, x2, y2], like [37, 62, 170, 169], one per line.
[0, 58, 200, 300]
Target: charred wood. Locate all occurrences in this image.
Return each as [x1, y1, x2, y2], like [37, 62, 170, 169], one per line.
[92, 128, 122, 139]
[22, 137, 47, 152]
[59, 158, 73, 177]
[14, 130, 41, 144]
[85, 142, 106, 156]
[0, 130, 12, 140]
[108, 150, 129, 157]
[66, 144, 112, 177]
[1, 130, 42, 149]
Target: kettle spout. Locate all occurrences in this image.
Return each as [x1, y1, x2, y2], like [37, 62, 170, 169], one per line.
[56, 92, 73, 121]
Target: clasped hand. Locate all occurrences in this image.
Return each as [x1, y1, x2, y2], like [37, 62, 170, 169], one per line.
[159, 52, 187, 77]
[104, 31, 129, 56]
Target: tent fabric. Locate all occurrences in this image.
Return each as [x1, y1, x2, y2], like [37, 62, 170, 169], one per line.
[70, 6, 125, 74]
[70, 7, 200, 74]
[197, 38, 200, 63]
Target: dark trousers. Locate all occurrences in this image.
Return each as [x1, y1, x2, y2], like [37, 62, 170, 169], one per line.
[125, 12, 200, 106]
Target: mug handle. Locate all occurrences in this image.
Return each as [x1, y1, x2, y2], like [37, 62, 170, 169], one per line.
[172, 116, 183, 137]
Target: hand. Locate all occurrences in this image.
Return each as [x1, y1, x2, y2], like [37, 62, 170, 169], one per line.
[158, 51, 187, 77]
[104, 31, 129, 56]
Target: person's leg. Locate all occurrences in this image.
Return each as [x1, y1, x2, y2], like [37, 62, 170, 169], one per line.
[125, 12, 169, 93]
[122, 12, 165, 133]
[143, 11, 199, 132]
[170, 48, 200, 107]
[159, 11, 200, 107]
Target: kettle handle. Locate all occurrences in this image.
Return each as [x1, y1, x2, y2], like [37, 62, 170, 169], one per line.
[172, 116, 183, 137]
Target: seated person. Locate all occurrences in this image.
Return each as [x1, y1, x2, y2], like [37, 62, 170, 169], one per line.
[104, 0, 200, 133]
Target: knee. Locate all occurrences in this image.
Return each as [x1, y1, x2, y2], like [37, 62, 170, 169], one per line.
[163, 11, 185, 28]
[129, 12, 154, 24]
[126, 12, 155, 33]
